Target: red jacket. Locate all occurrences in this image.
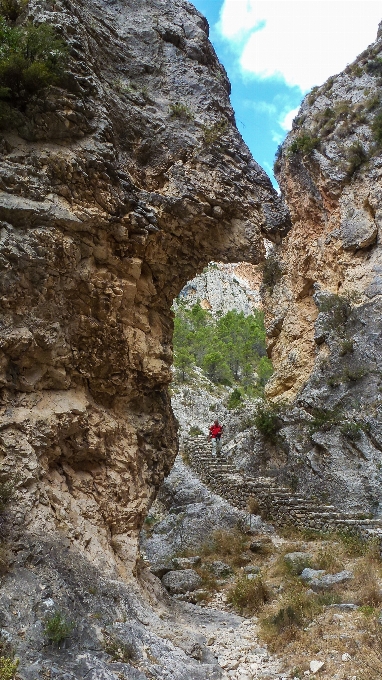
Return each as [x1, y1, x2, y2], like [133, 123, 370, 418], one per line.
[209, 424, 223, 438]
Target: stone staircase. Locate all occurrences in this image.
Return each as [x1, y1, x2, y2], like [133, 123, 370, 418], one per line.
[184, 435, 382, 548]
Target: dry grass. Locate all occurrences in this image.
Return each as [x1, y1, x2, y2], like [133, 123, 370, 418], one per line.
[227, 575, 271, 615]
[199, 528, 251, 568]
[313, 542, 343, 572]
[354, 560, 382, 607]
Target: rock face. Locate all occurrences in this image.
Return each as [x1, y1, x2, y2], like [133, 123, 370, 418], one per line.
[175, 262, 262, 316]
[262, 23, 382, 514]
[0, 0, 289, 580]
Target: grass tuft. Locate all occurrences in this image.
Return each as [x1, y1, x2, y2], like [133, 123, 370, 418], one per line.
[227, 575, 271, 615]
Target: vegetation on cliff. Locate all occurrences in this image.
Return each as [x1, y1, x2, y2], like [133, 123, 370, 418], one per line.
[0, 1, 67, 126]
[173, 302, 272, 396]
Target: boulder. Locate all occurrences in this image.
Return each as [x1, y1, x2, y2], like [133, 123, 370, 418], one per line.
[284, 551, 312, 574]
[208, 561, 232, 577]
[309, 570, 354, 591]
[310, 660, 325, 673]
[249, 538, 272, 553]
[172, 556, 201, 570]
[243, 565, 260, 574]
[300, 568, 326, 582]
[161, 569, 202, 595]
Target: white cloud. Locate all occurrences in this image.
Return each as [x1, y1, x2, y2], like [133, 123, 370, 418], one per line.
[218, 1, 382, 91]
[279, 106, 300, 130]
[248, 100, 277, 115]
[271, 130, 284, 144]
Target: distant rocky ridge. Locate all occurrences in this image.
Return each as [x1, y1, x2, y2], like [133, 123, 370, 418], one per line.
[175, 262, 262, 316]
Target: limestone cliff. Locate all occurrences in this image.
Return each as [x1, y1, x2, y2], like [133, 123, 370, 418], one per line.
[263, 23, 382, 514]
[0, 0, 289, 582]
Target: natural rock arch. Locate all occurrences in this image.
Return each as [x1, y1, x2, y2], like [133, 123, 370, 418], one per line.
[0, 0, 290, 577]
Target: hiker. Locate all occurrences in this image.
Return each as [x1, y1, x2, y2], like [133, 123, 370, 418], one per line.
[208, 419, 224, 456]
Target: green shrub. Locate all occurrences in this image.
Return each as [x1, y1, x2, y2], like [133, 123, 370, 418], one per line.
[202, 118, 228, 144]
[273, 143, 283, 174]
[188, 425, 203, 436]
[0, 656, 18, 680]
[227, 575, 271, 615]
[262, 254, 282, 291]
[343, 366, 366, 382]
[317, 292, 352, 333]
[43, 611, 74, 646]
[254, 401, 283, 442]
[372, 108, 382, 146]
[0, 0, 27, 21]
[346, 141, 368, 175]
[340, 421, 363, 441]
[288, 132, 318, 155]
[269, 604, 303, 632]
[339, 338, 354, 355]
[366, 95, 380, 111]
[308, 406, 342, 433]
[307, 86, 319, 105]
[0, 18, 67, 124]
[366, 57, 382, 77]
[227, 388, 242, 410]
[103, 632, 133, 663]
[169, 102, 193, 119]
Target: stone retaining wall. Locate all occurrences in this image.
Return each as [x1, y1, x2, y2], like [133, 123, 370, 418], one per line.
[184, 436, 382, 550]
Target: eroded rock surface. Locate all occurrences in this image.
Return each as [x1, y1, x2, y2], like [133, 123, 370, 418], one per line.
[262, 22, 382, 513]
[0, 0, 289, 583]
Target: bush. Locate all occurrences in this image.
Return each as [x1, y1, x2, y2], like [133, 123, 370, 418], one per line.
[227, 388, 242, 410]
[273, 143, 283, 174]
[202, 118, 228, 144]
[372, 108, 382, 146]
[0, 18, 67, 123]
[43, 611, 74, 646]
[317, 292, 353, 334]
[340, 421, 363, 441]
[308, 406, 342, 433]
[200, 528, 249, 567]
[366, 94, 380, 111]
[366, 57, 382, 77]
[288, 132, 318, 155]
[0, 656, 18, 680]
[254, 401, 283, 442]
[188, 425, 203, 436]
[0, 0, 27, 21]
[103, 633, 133, 663]
[262, 254, 282, 291]
[169, 102, 193, 120]
[227, 575, 271, 615]
[339, 338, 354, 356]
[347, 141, 368, 175]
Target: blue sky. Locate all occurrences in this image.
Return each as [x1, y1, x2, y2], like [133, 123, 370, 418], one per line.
[191, 1, 382, 185]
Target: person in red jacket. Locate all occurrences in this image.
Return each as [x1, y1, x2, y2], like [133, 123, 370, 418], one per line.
[208, 419, 224, 456]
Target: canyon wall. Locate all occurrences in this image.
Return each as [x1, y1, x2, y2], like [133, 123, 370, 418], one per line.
[262, 23, 382, 514]
[0, 0, 289, 578]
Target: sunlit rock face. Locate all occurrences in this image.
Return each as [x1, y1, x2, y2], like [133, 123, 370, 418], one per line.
[264, 23, 382, 514]
[0, 0, 289, 576]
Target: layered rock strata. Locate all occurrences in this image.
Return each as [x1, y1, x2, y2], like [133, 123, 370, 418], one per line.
[263, 23, 382, 513]
[0, 0, 289, 579]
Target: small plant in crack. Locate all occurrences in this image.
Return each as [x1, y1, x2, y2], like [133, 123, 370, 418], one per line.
[43, 611, 74, 647]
